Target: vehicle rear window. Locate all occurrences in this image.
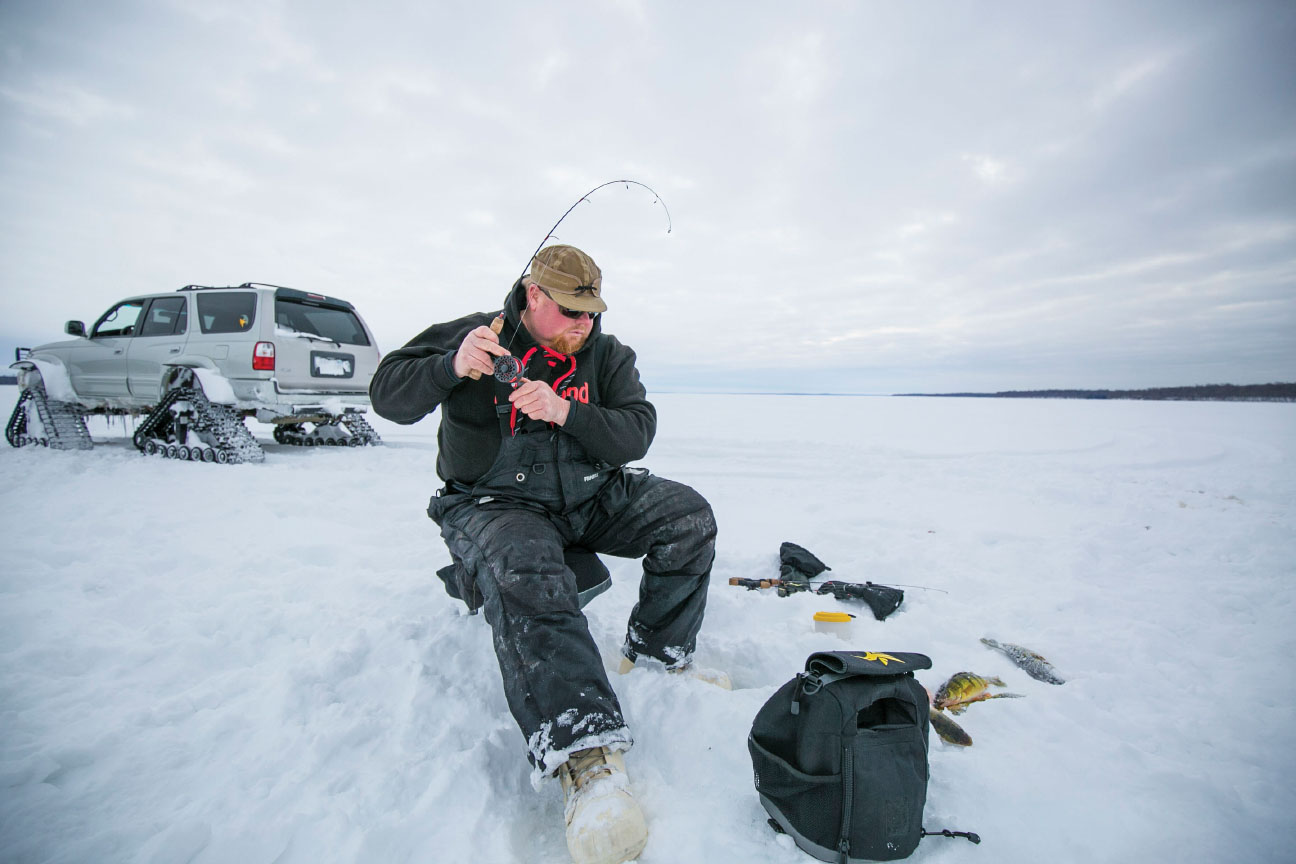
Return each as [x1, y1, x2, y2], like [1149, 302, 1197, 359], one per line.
[197, 292, 257, 334]
[274, 298, 371, 346]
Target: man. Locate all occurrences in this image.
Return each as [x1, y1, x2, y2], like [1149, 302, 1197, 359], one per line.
[369, 245, 718, 864]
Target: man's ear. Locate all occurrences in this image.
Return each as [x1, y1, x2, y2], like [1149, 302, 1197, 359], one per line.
[525, 282, 542, 310]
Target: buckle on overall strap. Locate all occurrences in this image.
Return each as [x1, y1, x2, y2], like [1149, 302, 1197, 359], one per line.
[439, 479, 474, 497]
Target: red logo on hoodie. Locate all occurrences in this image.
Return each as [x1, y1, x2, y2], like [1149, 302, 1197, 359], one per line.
[560, 382, 590, 403]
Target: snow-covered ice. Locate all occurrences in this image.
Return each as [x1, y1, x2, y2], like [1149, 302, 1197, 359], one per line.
[1, 389, 1293, 863]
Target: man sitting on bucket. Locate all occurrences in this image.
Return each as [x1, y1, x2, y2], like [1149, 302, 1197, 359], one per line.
[369, 244, 722, 864]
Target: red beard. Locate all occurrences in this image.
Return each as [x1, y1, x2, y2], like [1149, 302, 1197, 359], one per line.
[550, 330, 588, 355]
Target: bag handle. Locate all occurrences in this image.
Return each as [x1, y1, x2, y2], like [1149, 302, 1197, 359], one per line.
[922, 828, 981, 845]
[790, 651, 932, 715]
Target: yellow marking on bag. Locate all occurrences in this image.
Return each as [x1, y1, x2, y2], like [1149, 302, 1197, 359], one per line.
[853, 652, 904, 666]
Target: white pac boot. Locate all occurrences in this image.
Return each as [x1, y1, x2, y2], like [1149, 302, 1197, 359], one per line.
[559, 746, 648, 864]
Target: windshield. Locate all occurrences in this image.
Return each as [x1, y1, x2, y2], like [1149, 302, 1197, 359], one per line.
[274, 298, 370, 346]
[92, 300, 145, 338]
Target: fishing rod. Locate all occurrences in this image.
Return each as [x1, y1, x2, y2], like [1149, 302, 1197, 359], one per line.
[473, 180, 673, 382]
[514, 179, 672, 285]
[882, 582, 948, 594]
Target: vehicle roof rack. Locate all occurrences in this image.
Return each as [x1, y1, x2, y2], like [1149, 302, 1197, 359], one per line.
[175, 282, 354, 310]
[177, 282, 297, 292]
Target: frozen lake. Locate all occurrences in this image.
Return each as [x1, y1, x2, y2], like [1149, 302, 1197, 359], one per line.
[2, 389, 1294, 863]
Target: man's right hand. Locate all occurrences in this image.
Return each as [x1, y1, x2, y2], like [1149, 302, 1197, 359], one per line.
[452, 324, 511, 380]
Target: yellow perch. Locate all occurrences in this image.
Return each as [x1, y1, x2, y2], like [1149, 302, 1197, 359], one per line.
[929, 707, 973, 746]
[933, 671, 1024, 715]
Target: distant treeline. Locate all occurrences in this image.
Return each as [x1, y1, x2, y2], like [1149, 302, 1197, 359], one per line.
[0, 375, 16, 386]
[898, 383, 1296, 402]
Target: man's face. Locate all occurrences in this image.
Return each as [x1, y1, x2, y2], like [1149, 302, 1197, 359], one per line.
[526, 284, 595, 354]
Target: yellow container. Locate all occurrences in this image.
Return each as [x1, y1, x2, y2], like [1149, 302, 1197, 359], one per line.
[813, 610, 855, 638]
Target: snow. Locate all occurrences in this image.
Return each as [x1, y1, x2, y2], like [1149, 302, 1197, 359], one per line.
[1, 387, 1294, 864]
[25, 359, 77, 403]
[190, 369, 237, 406]
[274, 326, 329, 343]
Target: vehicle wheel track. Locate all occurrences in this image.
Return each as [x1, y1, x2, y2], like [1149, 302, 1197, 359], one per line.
[5, 382, 93, 450]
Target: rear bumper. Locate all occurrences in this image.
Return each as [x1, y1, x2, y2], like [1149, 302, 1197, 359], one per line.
[229, 377, 372, 418]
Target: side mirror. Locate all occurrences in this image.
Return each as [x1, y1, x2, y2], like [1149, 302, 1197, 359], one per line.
[65, 320, 86, 337]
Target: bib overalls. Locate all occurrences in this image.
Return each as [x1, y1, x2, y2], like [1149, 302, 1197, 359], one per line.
[427, 349, 715, 776]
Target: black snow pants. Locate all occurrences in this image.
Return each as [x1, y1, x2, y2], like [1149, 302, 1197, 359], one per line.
[428, 463, 715, 777]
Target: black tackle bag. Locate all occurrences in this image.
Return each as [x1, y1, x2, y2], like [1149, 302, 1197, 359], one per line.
[749, 651, 932, 863]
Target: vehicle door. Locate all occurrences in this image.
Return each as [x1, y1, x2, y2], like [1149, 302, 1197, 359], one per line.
[65, 299, 145, 398]
[272, 294, 375, 392]
[184, 290, 259, 378]
[126, 295, 190, 401]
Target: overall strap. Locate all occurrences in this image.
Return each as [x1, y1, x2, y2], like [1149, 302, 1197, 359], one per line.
[494, 345, 577, 437]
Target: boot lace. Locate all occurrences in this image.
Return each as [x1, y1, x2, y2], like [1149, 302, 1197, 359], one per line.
[565, 747, 614, 791]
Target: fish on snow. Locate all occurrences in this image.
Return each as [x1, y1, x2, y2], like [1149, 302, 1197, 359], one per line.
[933, 671, 1025, 715]
[980, 637, 1066, 685]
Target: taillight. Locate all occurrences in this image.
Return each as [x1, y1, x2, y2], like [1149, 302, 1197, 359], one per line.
[253, 341, 275, 370]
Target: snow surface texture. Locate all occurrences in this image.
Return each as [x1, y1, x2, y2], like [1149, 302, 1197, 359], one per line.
[1, 389, 1294, 864]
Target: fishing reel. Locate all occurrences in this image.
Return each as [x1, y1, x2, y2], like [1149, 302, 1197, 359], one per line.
[494, 355, 525, 385]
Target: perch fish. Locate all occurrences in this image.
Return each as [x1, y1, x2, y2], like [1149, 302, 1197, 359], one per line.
[929, 707, 973, 746]
[981, 637, 1066, 685]
[933, 672, 1024, 715]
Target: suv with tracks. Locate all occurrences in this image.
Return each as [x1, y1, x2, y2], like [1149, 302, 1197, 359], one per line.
[8, 283, 383, 463]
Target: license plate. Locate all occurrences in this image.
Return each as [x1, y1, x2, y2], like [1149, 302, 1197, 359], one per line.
[311, 351, 354, 378]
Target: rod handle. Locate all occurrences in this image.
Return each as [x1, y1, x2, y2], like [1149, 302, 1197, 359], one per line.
[466, 314, 506, 380]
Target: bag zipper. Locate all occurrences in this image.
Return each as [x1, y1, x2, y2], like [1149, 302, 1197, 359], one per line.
[837, 736, 854, 864]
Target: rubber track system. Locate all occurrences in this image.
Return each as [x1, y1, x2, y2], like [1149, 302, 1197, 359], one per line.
[272, 414, 382, 447]
[5, 384, 93, 450]
[342, 413, 382, 445]
[134, 386, 265, 464]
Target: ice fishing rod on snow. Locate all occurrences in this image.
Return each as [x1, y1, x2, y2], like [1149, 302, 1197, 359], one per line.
[467, 180, 673, 383]
[731, 541, 949, 621]
[728, 577, 912, 621]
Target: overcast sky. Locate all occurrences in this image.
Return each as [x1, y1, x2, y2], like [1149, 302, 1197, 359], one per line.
[2, 0, 1293, 394]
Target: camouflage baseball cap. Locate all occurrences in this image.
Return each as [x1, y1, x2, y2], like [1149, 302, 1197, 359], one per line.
[527, 244, 607, 314]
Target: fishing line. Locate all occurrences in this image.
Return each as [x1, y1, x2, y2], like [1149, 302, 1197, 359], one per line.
[883, 582, 949, 594]
[515, 179, 672, 286]
[501, 180, 672, 359]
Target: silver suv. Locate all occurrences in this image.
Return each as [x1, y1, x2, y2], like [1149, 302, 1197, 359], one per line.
[7, 283, 383, 463]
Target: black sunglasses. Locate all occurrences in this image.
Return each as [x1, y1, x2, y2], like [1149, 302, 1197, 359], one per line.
[544, 289, 598, 319]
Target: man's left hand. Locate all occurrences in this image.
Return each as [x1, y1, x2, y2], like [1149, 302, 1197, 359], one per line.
[508, 379, 571, 425]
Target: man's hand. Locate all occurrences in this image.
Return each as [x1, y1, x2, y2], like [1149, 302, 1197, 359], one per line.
[508, 378, 571, 425]
[452, 325, 511, 380]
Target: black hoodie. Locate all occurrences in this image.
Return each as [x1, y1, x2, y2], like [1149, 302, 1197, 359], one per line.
[369, 279, 657, 485]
